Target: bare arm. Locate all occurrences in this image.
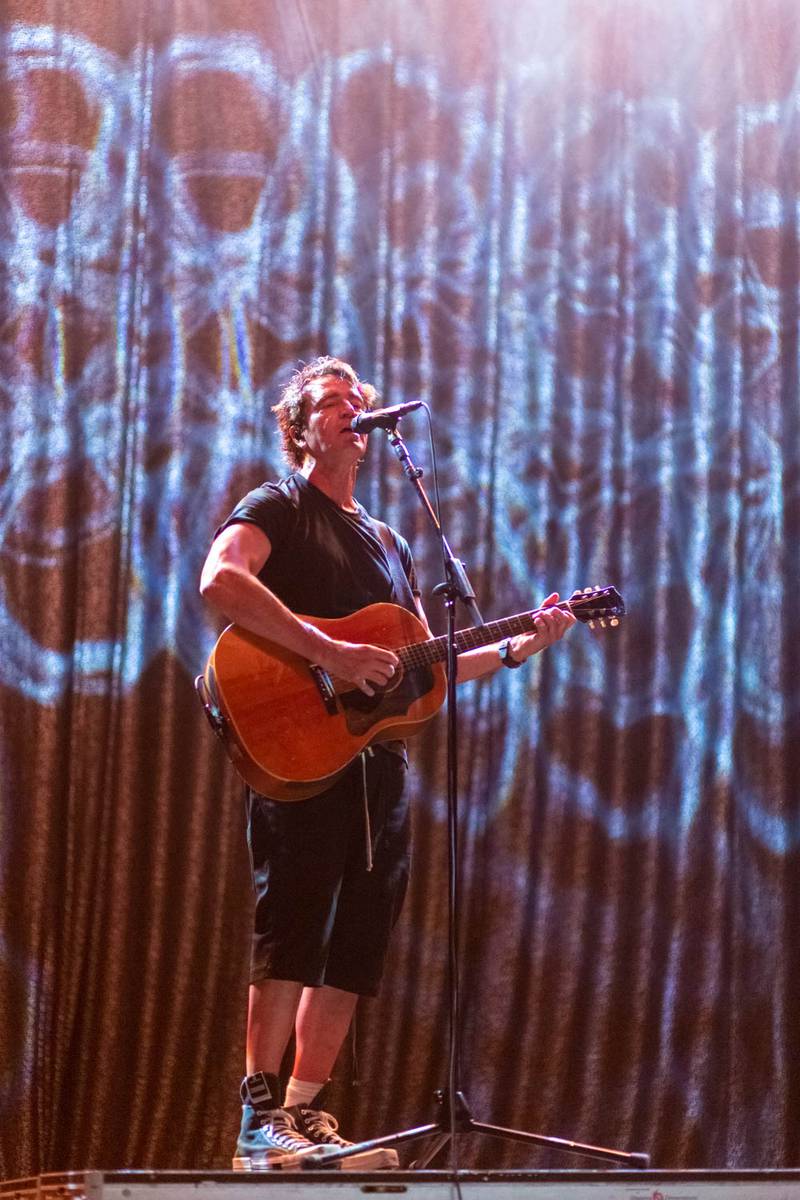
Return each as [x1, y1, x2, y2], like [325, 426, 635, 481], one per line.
[200, 523, 399, 694]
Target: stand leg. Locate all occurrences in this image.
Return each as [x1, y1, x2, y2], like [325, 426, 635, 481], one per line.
[468, 1120, 650, 1168]
[408, 1133, 451, 1169]
[301, 1088, 649, 1170]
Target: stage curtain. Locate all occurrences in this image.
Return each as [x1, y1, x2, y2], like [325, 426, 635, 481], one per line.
[2, 0, 799, 1174]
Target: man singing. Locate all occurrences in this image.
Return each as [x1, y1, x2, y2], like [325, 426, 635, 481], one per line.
[199, 356, 575, 1169]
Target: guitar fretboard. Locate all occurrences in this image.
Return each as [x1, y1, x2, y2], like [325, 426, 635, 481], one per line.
[396, 600, 574, 672]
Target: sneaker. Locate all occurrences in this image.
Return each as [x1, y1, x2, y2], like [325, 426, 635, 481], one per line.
[233, 1072, 319, 1170]
[292, 1090, 399, 1170]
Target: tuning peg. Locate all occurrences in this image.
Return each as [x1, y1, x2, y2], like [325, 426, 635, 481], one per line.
[588, 619, 595, 629]
[610, 618, 619, 627]
[584, 587, 592, 594]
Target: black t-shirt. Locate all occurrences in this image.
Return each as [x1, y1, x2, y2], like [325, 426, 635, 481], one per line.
[215, 472, 420, 619]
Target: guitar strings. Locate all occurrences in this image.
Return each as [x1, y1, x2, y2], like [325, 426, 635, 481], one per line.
[332, 592, 616, 687]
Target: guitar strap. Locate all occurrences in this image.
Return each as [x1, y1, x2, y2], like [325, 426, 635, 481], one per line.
[374, 520, 416, 612]
[372, 520, 413, 773]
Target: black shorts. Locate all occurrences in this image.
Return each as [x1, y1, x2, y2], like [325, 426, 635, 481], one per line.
[246, 747, 410, 997]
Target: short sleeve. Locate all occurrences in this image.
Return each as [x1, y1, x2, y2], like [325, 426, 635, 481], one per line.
[392, 530, 420, 597]
[214, 483, 297, 552]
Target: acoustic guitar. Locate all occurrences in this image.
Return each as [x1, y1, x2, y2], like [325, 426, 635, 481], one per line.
[196, 586, 625, 801]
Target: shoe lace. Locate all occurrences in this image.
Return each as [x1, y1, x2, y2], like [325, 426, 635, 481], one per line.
[269, 1108, 316, 1150]
[299, 1108, 349, 1146]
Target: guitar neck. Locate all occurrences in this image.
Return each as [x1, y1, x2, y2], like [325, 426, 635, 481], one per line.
[398, 600, 573, 672]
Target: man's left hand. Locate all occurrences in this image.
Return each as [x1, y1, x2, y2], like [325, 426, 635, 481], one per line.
[506, 592, 576, 663]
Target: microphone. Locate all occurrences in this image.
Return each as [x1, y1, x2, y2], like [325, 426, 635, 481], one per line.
[351, 400, 423, 433]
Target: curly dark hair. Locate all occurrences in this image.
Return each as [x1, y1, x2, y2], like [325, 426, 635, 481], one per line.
[272, 356, 377, 469]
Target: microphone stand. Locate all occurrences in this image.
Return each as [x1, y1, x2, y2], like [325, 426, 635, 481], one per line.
[303, 419, 649, 1173]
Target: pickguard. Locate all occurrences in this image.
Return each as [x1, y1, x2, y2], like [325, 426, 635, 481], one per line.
[339, 666, 434, 735]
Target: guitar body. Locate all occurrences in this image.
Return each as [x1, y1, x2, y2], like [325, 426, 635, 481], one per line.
[198, 584, 625, 802]
[203, 602, 446, 801]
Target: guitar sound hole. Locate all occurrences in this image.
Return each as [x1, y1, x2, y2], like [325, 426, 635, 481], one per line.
[340, 666, 433, 734]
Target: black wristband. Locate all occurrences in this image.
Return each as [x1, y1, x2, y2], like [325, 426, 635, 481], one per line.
[498, 638, 524, 669]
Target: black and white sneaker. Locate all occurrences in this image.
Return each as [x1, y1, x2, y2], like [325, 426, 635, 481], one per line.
[233, 1072, 319, 1170]
[293, 1093, 399, 1170]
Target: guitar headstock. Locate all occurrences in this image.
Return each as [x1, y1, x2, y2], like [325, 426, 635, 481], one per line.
[568, 585, 626, 629]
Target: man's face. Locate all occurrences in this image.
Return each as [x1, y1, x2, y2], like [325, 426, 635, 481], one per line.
[299, 374, 370, 464]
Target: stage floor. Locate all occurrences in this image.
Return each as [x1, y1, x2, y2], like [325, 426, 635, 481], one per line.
[4, 1170, 800, 1200]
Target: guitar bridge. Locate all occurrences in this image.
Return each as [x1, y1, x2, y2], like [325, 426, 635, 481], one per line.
[309, 664, 338, 715]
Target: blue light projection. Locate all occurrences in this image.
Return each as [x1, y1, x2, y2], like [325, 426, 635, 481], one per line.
[2, 10, 799, 869]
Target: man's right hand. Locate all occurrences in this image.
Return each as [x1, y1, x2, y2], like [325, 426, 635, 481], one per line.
[202, 525, 400, 696]
[314, 637, 400, 696]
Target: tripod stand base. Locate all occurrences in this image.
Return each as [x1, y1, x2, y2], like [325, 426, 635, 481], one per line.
[301, 1090, 649, 1171]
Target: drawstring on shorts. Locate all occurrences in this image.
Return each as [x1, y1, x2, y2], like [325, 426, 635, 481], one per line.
[361, 747, 374, 871]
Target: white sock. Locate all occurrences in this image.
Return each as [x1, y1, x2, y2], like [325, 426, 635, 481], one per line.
[285, 1075, 325, 1108]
